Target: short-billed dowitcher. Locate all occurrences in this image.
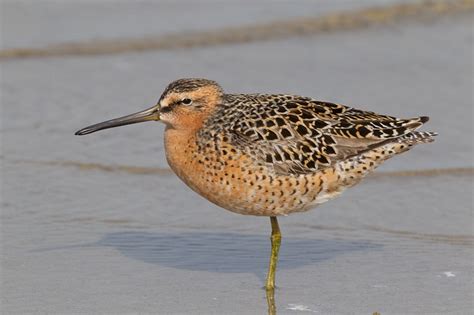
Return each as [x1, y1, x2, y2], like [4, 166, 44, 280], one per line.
[76, 78, 436, 291]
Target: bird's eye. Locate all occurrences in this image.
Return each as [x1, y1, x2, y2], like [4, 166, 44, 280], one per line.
[181, 98, 192, 105]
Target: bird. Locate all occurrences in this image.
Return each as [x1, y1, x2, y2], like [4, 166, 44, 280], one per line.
[75, 78, 436, 292]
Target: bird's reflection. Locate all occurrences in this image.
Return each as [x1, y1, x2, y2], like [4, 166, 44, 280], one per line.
[99, 231, 377, 275]
[98, 231, 379, 313]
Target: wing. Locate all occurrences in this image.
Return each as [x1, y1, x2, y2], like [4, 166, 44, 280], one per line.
[210, 94, 428, 175]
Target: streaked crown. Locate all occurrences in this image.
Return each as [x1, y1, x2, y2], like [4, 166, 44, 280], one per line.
[160, 78, 223, 101]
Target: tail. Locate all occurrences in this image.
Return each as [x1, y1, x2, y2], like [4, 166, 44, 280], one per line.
[336, 116, 437, 187]
[396, 116, 437, 144]
[397, 130, 438, 145]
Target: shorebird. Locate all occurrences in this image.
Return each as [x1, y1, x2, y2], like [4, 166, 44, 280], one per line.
[75, 78, 436, 292]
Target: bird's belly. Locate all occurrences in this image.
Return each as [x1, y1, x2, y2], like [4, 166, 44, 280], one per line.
[165, 140, 345, 216]
[175, 164, 348, 216]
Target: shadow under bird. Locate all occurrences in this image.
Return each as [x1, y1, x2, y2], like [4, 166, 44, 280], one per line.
[76, 78, 436, 292]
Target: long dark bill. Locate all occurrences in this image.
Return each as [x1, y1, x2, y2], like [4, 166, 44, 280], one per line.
[75, 105, 160, 136]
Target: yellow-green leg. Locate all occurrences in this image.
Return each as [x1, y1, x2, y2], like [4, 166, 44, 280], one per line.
[265, 216, 281, 291]
[266, 288, 276, 315]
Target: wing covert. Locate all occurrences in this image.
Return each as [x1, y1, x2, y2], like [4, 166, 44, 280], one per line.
[202, 94, 427, 176]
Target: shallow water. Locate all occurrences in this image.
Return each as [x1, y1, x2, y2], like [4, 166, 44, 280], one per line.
[1, 2, 473, 314]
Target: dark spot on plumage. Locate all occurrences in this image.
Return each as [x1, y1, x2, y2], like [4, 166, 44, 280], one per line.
[301, 145, 312, 153]
[285, 102, 298, 109]
[310, 129, 321, 138]
[317, 155, 329, 164]
[313, 120, 328, 129]
[275, 117, 285, 126]
[305, 138, 317, 148]
[265, 130, 278, 140]
[312, 106, 326, 114]
[320, 101, 339, 108]
[358, 126, 371, 137]
[266, 154, 273, 163]
[300, 109, 313, 120]
[274, 152, 282, 161]
[281, 128, 292, 138]
[296, 125, 309, 136]
[373, 130, 383, 137]
[255, 120, 264, 127]
[266, 120, 276, 127]
[339, 120, 351, 128]
[324, 146, 336, 155]
[349, 128, 359, 137]
[288, 115, 299, 123]
[306, 160, 316, 169]
[396, 127, 406, 135]
[322, 135, 336, 145]
[283, 151, 291, 160]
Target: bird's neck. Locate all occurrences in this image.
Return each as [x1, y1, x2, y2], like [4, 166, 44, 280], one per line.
[164, 127, 200, 185]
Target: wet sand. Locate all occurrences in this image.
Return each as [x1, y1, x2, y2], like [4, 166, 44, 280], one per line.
[1, 1, 473, 314]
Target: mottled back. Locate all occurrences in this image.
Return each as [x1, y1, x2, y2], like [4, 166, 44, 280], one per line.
[199, 93, 429, 175]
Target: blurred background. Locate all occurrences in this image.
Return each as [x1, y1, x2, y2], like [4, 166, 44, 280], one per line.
[1, 1, 473, 314]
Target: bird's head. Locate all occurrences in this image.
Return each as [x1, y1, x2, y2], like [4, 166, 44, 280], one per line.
[158, 78, 223, 128]
[75, 78, 223, 135]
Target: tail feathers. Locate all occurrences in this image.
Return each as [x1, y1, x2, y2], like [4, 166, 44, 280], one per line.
[398, 131, 437, 144]
[403, 116, 429, 130]
[419, 116, 430, 124]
